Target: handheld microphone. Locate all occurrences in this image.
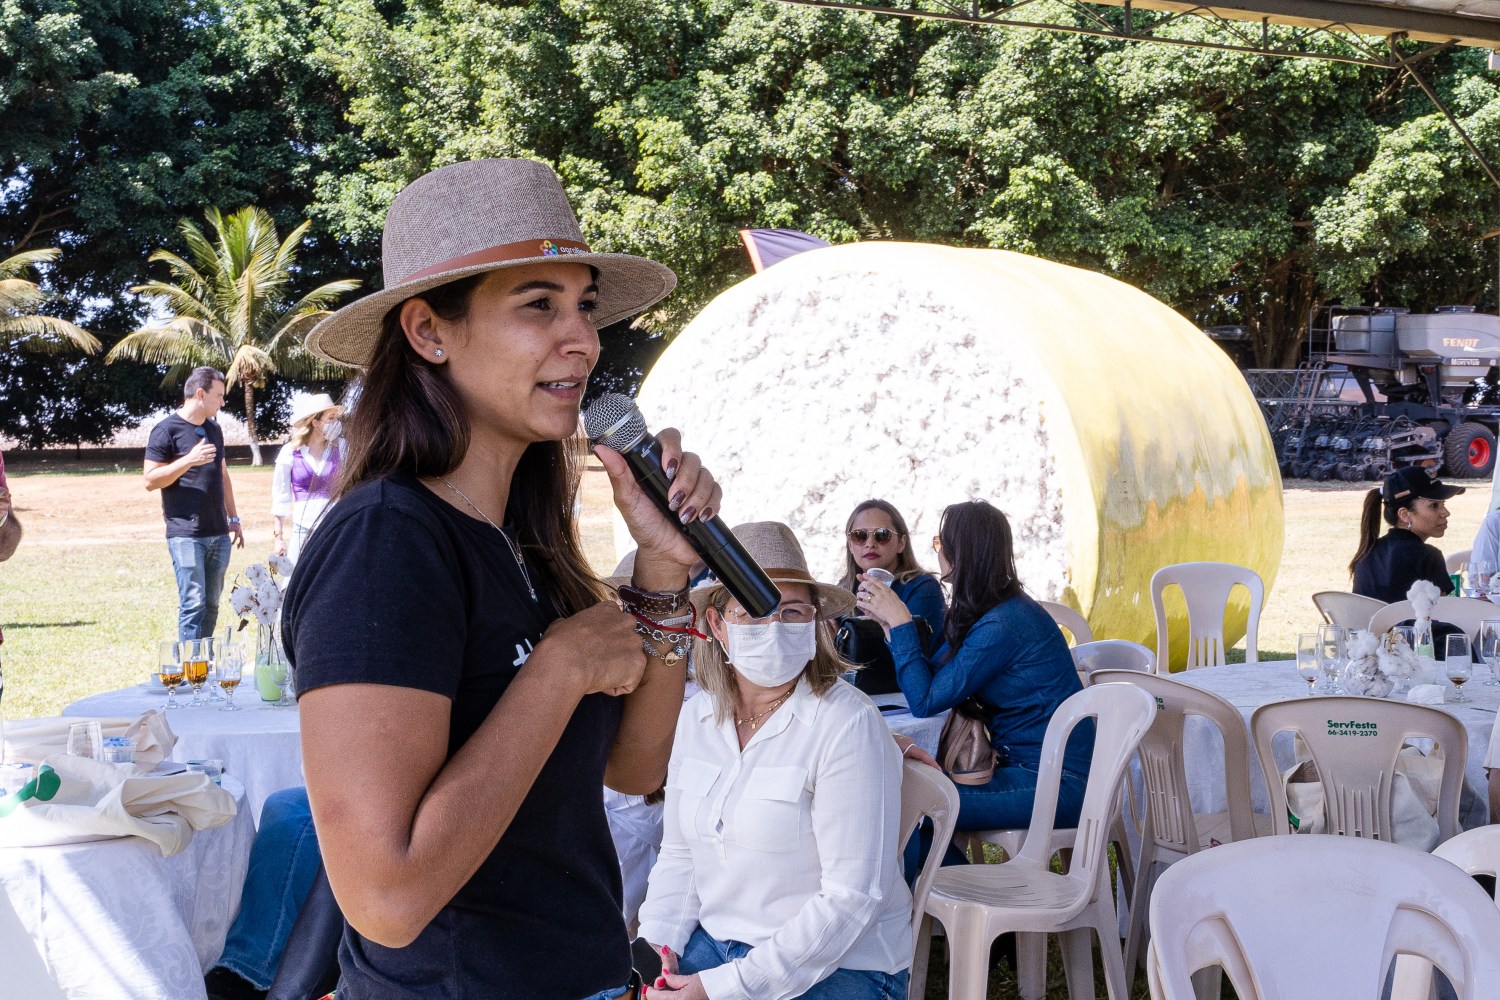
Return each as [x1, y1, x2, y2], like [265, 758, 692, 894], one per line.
[584, 393, 781, 619]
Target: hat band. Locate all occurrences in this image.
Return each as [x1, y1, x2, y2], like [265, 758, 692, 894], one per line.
[402, 237, 592, 283]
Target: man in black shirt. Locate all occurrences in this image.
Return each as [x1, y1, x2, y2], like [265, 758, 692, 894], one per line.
[144, 366, 245, 640]
[0, 450, 19, 562]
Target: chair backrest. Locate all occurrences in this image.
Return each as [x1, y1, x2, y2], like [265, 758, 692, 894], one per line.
[1039, 600, 1093, 646]
[1369, 596, 1498, 643]
[1016, 684, 1156, 889]
[1311, 591, 1383, 630]
[1073, 639, 1155, 680]
[898, 760, 960, 948]
[1150, 561, 1264, 670]
[1448, 548, 1473, 574]
[1091, 670, 1256, 854]
[1435, 825, 1500, 900]
[0, 886, 64, 1000]
[1250, 696, 1464, 843]
[1146, 835, 1500, 1000]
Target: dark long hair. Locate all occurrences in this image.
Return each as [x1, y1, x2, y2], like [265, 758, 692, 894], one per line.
[1348, 488, 1417, 577]
[938, 500, 1022, 657]
[837, 498, 931, 590]
[337, 274, 603, 616]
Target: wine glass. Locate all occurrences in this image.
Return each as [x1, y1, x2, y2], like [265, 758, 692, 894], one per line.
[181, 638, 211, 707]
[1467, 560, 1494, 599]
[216, 642, 245, 712]
[1318, 624, 1347, 694]
[1482, 620, 1500, 686]
[202, 636, 224, 702]
[1296, 633, 1320, 695]
[158, 640, 185, 710]
[1445, 634, 1472, 703]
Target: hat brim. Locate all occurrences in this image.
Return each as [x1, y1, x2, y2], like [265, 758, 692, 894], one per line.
[305, 252, 676, 368]
[690, 571, 856, 620]
[1426, 483, 1466, 500]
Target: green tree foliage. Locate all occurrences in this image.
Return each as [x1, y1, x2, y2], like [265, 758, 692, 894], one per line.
[106, 207, 359, 464]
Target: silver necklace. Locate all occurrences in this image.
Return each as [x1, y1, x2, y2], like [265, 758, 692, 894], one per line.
[438, 477, 537, 602]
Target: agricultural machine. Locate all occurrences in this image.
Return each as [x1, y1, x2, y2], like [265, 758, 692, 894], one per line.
[1246, 305, 1500, 481]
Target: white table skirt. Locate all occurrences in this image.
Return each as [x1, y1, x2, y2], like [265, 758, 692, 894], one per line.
[870, 692, 947, 758]
[0, 776, 255, 1000]
[65, 686, 302, 828]
[1168, 663, 1492, 829]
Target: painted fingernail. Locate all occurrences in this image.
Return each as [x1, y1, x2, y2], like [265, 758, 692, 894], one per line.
[679, 506, 697, 524]
[655, 977, 667, 988]
[699, 507, 713, 522]
[665, 459, 679, 478]
[661, 946, 670, 955]
[669, 490, 685, 511]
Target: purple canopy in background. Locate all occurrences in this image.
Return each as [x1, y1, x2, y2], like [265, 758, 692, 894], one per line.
[739, 228, 831, 272]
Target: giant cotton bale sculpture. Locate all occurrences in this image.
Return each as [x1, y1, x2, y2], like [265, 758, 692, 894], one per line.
[632, 242, 1282, 666]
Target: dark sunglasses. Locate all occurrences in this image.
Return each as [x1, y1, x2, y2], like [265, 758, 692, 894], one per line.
[848, 528, 895, 545]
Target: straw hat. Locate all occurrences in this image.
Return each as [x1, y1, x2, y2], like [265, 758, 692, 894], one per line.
[305, 158, 677, 368]
[288, 392, 338, 427]
[691, 522, 855, 619]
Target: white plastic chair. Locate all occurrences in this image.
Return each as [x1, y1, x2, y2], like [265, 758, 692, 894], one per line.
[1039, 600, 1093, 646]
[900, 759, 959, 1000]
[1369, 596, 1498, 642]
[1250, 695, 1464, 843]
[1149, 562, 1263, 670]
[916, 683, 1156, 1000]
[1391, 824, 1500, 999]
[1311, 590, 1383, 631]
[0, 887, 64, 1000]
[1146, 835, 1500, 1000]
[1072, 640, 1155, 680]
[1448, 548, 1473, 574]
[1089, 669, 1270, 977]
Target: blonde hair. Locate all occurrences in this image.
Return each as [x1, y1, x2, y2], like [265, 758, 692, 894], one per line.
[695, 589, 854, 725]
[288, 408, 337, 450]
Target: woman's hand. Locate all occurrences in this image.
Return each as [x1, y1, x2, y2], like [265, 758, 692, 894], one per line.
[595, 428, 722, 585]
[273, 535, 287, 557]
[533, 600, 647, 698]
[857, 573, 912, 630]
[646, 972, 707, 999]
[894, 734, 941, 769]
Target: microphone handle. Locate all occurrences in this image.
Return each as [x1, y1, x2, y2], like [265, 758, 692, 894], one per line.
[618, 432, 782, 619]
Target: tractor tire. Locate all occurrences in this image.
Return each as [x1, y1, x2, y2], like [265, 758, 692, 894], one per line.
[1443, 422, 1497, 479]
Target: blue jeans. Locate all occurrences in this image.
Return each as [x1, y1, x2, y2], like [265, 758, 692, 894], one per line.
[215, 788, 322, 989]
[579, 988, 631, 1000]
[679, 925, 908, 999]
[167, 534, 232, 641]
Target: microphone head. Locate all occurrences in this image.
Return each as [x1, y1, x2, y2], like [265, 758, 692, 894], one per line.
[584, 393, 647, 451]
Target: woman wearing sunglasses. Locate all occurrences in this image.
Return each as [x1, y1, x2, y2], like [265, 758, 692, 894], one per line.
[859, 500, 1090, 845]
[838, 499, 945, 639]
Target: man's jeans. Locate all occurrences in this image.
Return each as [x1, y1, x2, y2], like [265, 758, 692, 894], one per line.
[167, 534, 231, 641]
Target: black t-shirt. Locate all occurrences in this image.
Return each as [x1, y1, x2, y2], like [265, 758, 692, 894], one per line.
[283, 472, 629, 1000]
[144, 414, 228, 538]
[1351, 527, 1454, 604]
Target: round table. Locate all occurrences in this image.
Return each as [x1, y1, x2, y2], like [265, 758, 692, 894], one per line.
[0, 776, 255, 1000]
[869, 691, 946, 758]
[64, 686, 302, 828]
[1169, 662, 1492, 828]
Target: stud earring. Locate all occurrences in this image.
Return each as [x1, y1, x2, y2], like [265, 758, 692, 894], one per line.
[434, 349, 445, 359]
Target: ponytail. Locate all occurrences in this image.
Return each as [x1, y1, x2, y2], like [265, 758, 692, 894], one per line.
[1349, 488, 1386, 577]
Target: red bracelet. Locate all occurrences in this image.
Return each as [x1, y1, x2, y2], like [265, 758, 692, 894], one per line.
[632, 605, 708, 642]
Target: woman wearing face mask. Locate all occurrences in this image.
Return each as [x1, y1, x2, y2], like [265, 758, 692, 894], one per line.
[839, 498, 945, 639]
[638, 522, 913, 1000]
[270, 393, 345, 563]
[1351, 465, 1464, 603]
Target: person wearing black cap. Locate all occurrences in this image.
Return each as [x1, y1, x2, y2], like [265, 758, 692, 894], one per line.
[1350, 466, 1466, 603]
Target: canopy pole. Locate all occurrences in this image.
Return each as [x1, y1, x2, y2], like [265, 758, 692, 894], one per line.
[1389, 37, 1500, 193]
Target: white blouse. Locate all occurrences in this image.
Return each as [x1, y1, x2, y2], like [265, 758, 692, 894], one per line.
[636, 678, 911, 1000]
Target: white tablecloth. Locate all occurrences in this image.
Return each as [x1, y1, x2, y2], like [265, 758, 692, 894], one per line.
[870, 692, 946, 758]
[0, 776, 255, 1000]
[1169, 663, 1492, 828]
[65, 686, 302, 827]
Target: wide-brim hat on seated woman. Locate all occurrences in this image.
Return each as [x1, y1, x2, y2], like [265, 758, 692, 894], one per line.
[691, 521, 856, 620]
[304, 158, 678, 368]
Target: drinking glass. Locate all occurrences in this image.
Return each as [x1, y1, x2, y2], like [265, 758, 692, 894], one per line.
[158, 640, 185, 710]
[66, 720, 102, 759]
[216, 642, 245, 712]
[1467, 560, 1494, 599]
[1482, 620, 1500, 686]
[181, 638, 211, 707]
[202, 636, 224, 702]
[1445, 634, 1472, 703]
[1318, 625, 1347, 694]
[1296, 633, 1320, 695]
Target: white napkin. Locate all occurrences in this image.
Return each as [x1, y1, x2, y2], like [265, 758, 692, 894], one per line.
[0, 754, 235, 855]
[1407, 684, 1446, 706]
[2, 712, 176, 770]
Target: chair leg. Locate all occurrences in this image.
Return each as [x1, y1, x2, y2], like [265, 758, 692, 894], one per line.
[1091, 902, 1133, 1000]
[1016, 931, 1048, 1000]
[944, 922, 993, 1000]
[910, 914, 934, 1000]
[1110, 818, 1136, 905]
[1122, 856, 1160, 975]
[1058, 927, 1096, 1000]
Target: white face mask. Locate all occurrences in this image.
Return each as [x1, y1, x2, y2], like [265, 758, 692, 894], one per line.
[323, 419, 342, 440]
[725, 621, 816, 688]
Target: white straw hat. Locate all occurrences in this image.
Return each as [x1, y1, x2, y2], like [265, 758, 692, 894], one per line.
[288, 392, 338, 427]
[305, 158, 677, 368]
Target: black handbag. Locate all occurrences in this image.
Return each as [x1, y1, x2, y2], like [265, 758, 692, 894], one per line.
[835, 615, 932, 696]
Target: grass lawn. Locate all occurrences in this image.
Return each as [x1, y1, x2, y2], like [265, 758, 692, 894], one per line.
[2, 461, 1491, 998]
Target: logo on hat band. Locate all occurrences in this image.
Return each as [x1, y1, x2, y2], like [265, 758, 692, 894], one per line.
[404, 237, 592, 283]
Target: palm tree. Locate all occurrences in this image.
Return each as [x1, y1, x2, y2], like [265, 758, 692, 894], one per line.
[0, 249, 101, 354]
[107, 206, 360, 464]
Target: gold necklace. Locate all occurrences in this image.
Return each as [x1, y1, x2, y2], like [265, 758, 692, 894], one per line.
[438, 477, 537, 602]
[735, 690, 792, 730]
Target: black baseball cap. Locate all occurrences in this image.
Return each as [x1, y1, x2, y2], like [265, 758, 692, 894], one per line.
[1382, 466, 1465, 502]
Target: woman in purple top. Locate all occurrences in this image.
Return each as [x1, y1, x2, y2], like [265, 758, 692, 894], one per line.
[271, 393, 345, 563]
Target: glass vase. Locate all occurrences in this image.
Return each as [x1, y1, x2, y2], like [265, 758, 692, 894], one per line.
[255, 624, 293, 705]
